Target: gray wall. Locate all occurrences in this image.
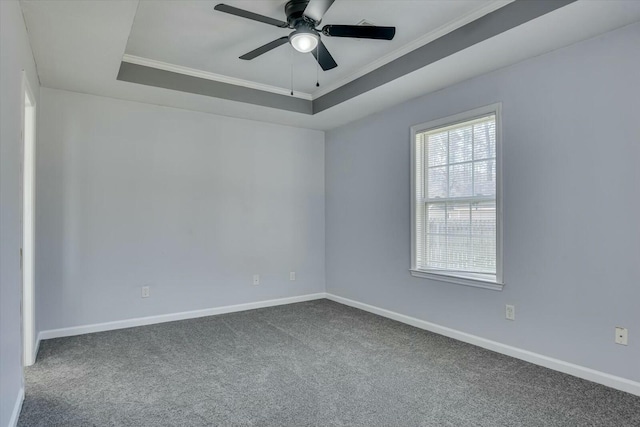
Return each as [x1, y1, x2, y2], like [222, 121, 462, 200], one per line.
[36, 88, 325, 332]
[325, 23, 640, 382]
[0, 1, 40, 425]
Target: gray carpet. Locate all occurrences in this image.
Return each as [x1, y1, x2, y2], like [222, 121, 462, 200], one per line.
[19, 299, 640, 426]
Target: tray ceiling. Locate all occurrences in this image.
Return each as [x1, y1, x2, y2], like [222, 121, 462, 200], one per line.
[20, 0, 640, 129]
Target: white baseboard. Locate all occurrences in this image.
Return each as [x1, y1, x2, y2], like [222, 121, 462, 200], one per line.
[39, 293, 326, 340]
[8, 387, 24, 427]
[35, 291, 640, 397]
[325, 293, 640, 397]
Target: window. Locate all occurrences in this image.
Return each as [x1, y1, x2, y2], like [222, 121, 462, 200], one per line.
[410, 104, 503, 290]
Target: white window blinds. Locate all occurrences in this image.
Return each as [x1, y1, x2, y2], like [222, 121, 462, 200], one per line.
[414, 114, 498, 279]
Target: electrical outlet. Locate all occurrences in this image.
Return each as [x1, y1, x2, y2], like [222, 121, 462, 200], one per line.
[253, 274, 260, 286]
[289, 271, 296, 281]
[141, 286, 150, 298]
[505, 304, 515, 321]
[615, 327, 628, 345]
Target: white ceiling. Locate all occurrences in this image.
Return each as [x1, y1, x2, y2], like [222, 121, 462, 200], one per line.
[20, 0, 640, 130]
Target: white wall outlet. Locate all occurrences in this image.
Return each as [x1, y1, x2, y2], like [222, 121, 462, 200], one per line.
[252, 274, 260, 286]
[289, 271, 296, 281]
[141, 286, 150, 298]
[615, 327, 628, 345]
[505, 304, 515, 321]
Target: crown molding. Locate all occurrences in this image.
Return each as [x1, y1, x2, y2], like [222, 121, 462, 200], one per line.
[122, 1, 511, 103]
[121, 54, 313, 101]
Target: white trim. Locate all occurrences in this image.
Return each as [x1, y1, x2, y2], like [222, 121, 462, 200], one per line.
[121, 54, 313, 101]
[34, 293, 640, 397]
[325, 293, 640, 397]
[410, 103, 502, 136]
[21, 70, 37, 367]
[496, 104, 504, 286]
[8, 387, 24, 427]
[312, 1, 513, 99]
[410, 103, 503, 288]
[38, 293, 326, 340]
[33, 333, 41, 362]
[409, 269, 503, 291]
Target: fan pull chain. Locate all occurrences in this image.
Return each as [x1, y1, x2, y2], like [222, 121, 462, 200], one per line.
[290, 47, 294, 96]
[316, 45, 320, 87]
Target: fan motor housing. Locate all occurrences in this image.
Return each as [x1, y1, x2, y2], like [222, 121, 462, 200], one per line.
[285, 0, 315, 27]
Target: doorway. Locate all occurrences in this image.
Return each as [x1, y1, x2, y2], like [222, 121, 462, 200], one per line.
[22, 72, 36, 366]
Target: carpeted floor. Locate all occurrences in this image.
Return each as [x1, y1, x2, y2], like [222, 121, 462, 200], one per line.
[19, 299, 640, 426]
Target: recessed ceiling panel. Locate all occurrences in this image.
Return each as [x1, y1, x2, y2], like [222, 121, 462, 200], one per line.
[124, 0, 498, 96]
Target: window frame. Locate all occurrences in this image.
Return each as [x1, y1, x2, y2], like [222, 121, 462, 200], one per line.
[410, 103, 504, 291]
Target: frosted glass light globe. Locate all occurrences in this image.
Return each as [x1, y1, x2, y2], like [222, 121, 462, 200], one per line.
[290, 32, 319, 53]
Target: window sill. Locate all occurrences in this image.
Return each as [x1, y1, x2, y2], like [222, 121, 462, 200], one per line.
[410, 269, 504, 291]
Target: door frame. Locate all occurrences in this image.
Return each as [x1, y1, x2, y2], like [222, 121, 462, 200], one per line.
[21, 71, 37, 366]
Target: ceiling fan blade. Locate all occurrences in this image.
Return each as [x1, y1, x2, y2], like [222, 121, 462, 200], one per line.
[322, 25, 396, 40]
[239, 37, 289, 60]
[214, 4, 288, 28]
[303, 0, 335, 23]
[311, 40, 337, 71]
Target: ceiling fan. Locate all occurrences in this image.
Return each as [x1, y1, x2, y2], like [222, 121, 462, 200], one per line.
[214, 0, 396, 71]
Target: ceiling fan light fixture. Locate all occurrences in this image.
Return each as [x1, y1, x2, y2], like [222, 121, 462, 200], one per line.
[289, 29, 319, 53]
[215, 0, 395, 71]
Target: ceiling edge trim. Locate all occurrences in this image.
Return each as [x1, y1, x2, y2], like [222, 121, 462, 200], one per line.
[313, 0, 578, 114]
[115, 0, 577, 116]
[117, 62, 312, 114]
[122, 54, 313, 101]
